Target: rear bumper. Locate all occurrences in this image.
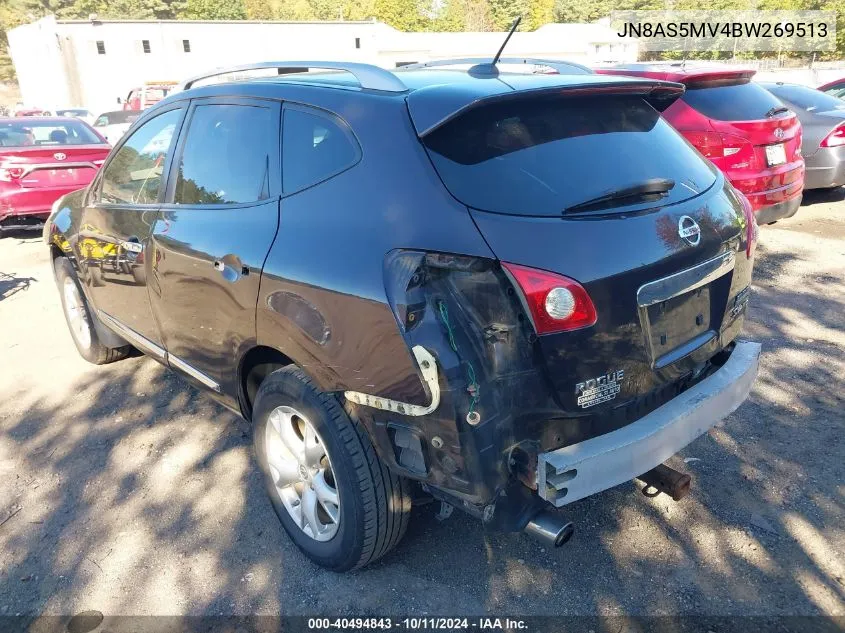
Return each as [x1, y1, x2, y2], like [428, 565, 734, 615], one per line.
[804, 145, 845, 190]
[537, 340, 761, 507]
[0, 186, 83, 222]
[755, 195, 802, 225]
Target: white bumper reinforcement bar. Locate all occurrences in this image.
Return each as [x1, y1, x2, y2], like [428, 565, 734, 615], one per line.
[537, 340, 761, 507]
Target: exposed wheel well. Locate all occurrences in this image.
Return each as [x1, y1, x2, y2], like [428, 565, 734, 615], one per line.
[240, 345, 294, 421]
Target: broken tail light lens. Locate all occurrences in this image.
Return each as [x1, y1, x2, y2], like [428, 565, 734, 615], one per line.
[502, 262, 597, 334]
[820, 123, 845, 148]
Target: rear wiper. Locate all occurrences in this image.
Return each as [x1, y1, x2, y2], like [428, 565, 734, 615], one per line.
[563, 178, 676, 214]
[765, 106, 790, 118]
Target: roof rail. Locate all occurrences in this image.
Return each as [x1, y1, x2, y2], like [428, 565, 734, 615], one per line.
[399, 57, 593, 76]
[177, 61, 408, 93]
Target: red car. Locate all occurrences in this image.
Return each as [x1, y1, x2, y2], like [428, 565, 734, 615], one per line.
[597, 64, 804, 224]
[0, 117, 109, 233]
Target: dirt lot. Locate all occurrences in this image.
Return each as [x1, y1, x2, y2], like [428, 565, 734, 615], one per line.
[0, 195, 843, 618]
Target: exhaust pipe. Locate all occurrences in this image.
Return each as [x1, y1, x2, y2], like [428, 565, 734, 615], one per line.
[524, 512, 574, 547]
[636, 463, 691, 501]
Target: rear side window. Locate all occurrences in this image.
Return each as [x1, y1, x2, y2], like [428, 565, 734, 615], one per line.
[423, 95, 717, 217]
[282, 107, 360, 194]
[765, 83, 845, 113]
[100, 109, 180, 205]
[681, 80, 784, 121]
[174, 104, 274, 205]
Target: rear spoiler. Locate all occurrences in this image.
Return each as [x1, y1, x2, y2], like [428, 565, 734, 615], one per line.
[408, 79, 685, 137]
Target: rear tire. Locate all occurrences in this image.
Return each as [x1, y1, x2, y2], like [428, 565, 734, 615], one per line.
[253, 366, 412, 571]
[54, 257, 130, 365]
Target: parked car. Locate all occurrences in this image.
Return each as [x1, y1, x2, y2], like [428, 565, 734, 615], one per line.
[44, 60, 760, 571]
[762, 81, 845, 190]
[53, 108, 96, 125]
[92, 110, 142, 145]
[14, 108, 50, 117]
[817, 77, 845, 99]
[597, 64, 804, 224]
[0, 117, 109, 233]
[121, 82, 178, 111]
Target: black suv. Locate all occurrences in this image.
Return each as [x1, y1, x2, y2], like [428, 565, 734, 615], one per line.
[44, 59, 761, 571]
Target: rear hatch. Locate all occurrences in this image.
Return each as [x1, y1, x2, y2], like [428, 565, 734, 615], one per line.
[417, 83, 755, 415]
[671, 74, 803, 197]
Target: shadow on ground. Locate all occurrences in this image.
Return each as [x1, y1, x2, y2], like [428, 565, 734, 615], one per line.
[0, 272, 36, 301]
[0, 223, 842, 617]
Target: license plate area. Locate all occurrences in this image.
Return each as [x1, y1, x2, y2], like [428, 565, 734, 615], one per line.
[636, 251, 735, 369]
[765, 143, 787, 167]
[644, 288, 714, 369]
[21, 166, 95, 188]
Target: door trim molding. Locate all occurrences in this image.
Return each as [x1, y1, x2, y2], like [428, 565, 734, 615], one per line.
[168, 354, 221, 392]
[98, 310, 166, 360]
[98, 310, 221, 392]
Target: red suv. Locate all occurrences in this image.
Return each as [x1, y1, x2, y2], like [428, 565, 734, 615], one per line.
[597, 64, 804, 224]
[1, 117, 110, 233]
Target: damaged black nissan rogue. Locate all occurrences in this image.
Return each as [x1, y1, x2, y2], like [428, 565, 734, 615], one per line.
[44, 58, 761, 571]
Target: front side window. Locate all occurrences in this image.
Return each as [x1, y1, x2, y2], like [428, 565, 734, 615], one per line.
[282, 107, 360, 194]
[100, 108, 181, 205]
[174, 104, 274, 205]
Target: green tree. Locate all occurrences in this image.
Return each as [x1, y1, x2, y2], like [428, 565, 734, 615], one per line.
[525, 0, 553, 28]
[272, 0, 316, 18]
[244, 0, 274, 18]
[488, 0, 528, 30]
[374, 0, 428, 29]
[181, 0, 247, 19]
[432, 0, 466, 29]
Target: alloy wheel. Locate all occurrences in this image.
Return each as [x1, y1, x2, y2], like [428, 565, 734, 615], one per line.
[264, 405, 341, 541]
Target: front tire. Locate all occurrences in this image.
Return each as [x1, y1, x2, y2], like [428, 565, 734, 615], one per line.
[54, 257, 130, 365]
[253, 367, 411, 571]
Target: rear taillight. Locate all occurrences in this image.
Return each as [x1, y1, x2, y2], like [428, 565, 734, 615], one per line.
[501, 262, 597, 334]
[0, 167, 25, 182]
[682, 131, 755, 169]
[737, 190, 758, 259]
[93, 159, 106, 167]
[820, 124, 845, 148]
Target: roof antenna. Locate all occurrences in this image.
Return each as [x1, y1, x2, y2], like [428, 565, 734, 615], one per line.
[492, 16, 521, 66]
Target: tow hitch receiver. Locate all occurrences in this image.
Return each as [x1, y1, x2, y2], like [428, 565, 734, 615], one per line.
[636, 463, 691, 501]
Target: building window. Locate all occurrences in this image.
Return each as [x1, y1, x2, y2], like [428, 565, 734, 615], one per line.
[183, 39, 191, 53]
[355, 37, 360, 49]
[96, 40, 106, 55]
[142, 39, 151, 53]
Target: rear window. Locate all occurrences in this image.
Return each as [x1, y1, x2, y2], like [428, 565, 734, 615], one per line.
[763, 83, 845, 113]
[423, 95, 717, 216]
[681, 80, 785, 121]
[0, 120, 102, 147]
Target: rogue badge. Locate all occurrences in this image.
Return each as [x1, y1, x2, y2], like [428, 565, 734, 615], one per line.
[575, 370, 625, 409]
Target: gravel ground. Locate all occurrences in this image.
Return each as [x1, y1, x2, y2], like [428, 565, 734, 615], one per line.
[0, 195, 843, 617]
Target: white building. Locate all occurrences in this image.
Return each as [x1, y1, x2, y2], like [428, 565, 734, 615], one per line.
[7, 16, 637, 113]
